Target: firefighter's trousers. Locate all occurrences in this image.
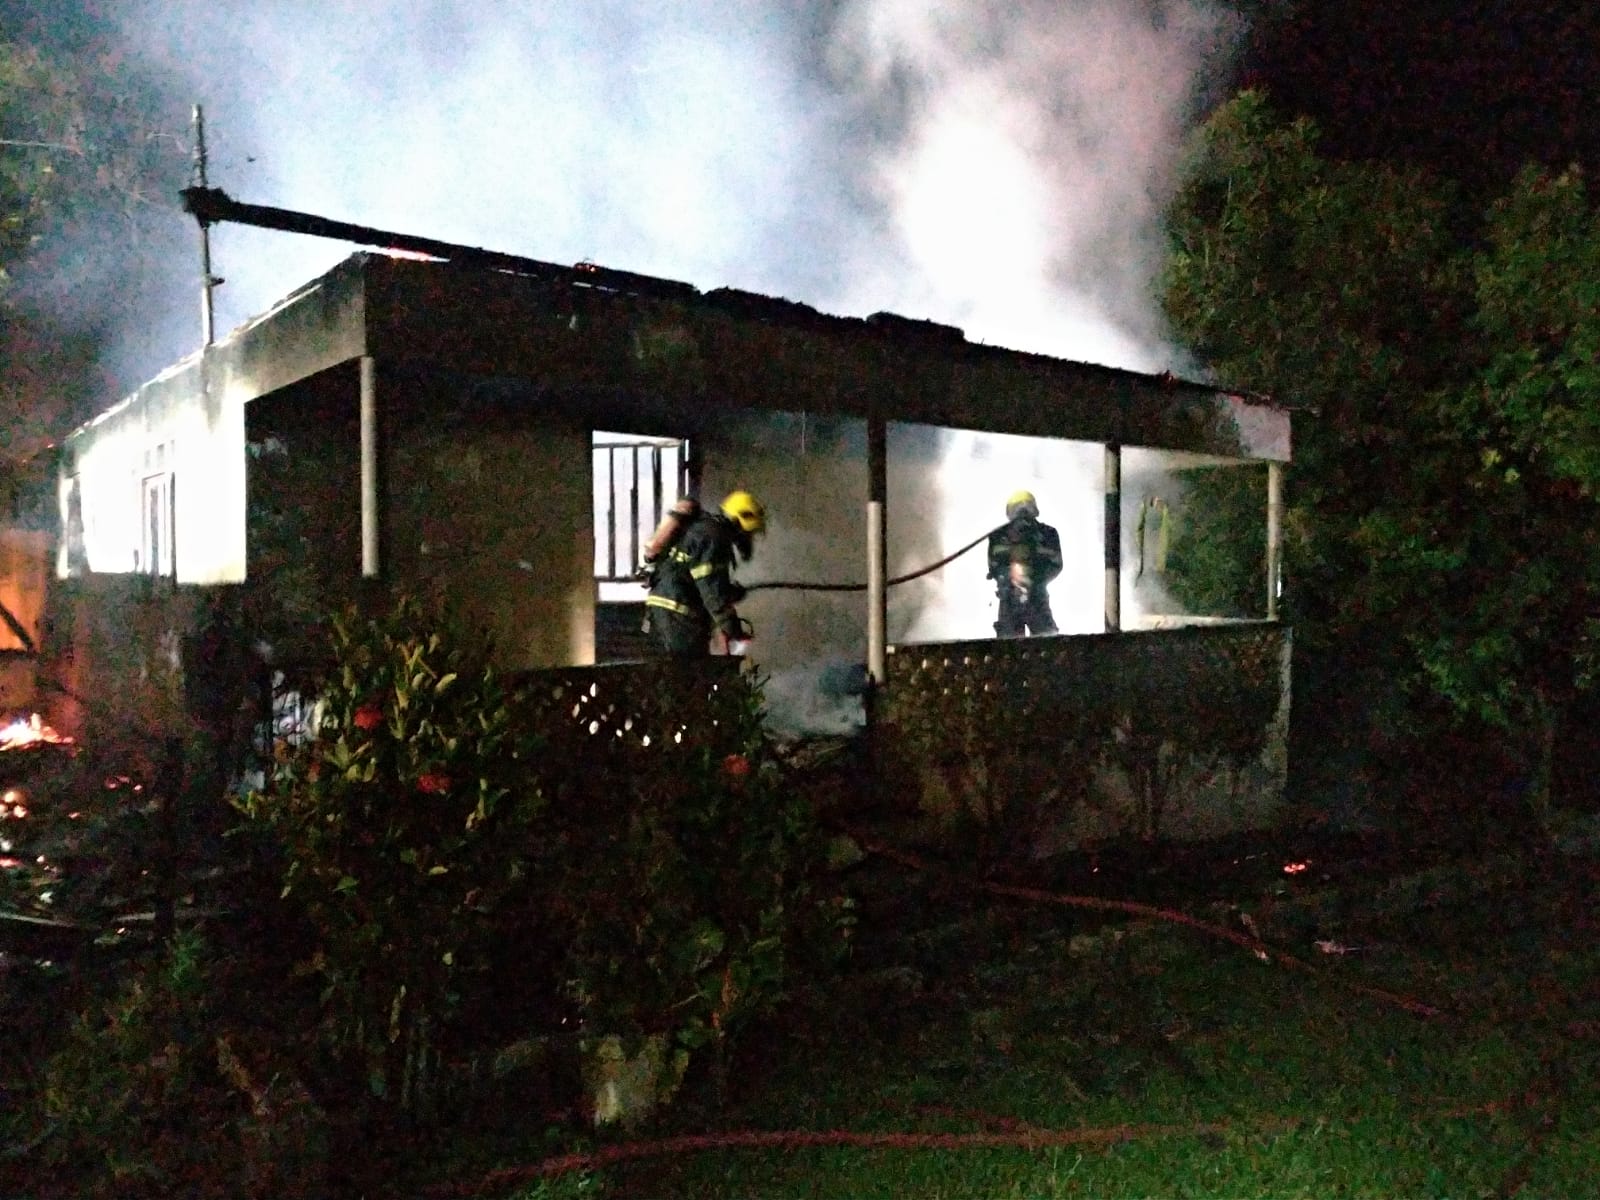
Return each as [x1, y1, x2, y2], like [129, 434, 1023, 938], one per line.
[644, 606, 713, 658]
[995, 587, 1058, 638]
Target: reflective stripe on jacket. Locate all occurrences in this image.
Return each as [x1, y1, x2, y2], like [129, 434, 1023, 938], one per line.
[645, 512, 742, 633]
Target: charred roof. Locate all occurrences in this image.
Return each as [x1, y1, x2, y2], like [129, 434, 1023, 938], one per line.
[70, 241, 1290, 462]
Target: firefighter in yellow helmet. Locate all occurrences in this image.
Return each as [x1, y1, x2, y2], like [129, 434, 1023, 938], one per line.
[986, 490, 1062, 637]
[641, 490, 766, 657]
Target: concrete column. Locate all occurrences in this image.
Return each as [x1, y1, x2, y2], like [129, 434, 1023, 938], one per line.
[1104, 443, 1121, 632]
[1266, 460, 1284, 620]
[360, 355, 380, 578]
[867, 413, 888, 684]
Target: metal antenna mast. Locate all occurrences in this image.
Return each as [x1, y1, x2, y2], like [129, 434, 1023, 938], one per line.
[190, 104, 218, 346]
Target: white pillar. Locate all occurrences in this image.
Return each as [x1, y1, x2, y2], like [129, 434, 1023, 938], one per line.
[1266, 460, 1284, 619]
[1104, 443, 1121, 632]
[360, 355, 380, 578]
[867, 413, 887, 684]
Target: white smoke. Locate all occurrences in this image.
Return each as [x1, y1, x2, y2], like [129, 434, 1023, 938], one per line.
[825, 0, 1237, 367]
[888, 436, 1203, 646]
[100, 1, 847, 361]
[97, 0, 1238, 378]
[891, 431, 1107, 643]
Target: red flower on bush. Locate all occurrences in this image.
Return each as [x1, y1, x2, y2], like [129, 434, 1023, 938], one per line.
[352, 705, 383, 731]
[722, 753, 751, 781]
[417, 772, 451, 795]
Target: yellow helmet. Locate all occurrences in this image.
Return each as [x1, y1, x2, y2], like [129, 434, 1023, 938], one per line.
[1005, 490, 1039, 521]
[721, 490, 767, 535]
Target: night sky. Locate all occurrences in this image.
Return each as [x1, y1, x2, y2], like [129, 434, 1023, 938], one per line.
[7, 0, 1598, 206]
[1242, 0, 1600, 193]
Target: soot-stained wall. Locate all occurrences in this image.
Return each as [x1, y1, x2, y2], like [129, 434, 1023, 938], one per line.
[385, 372, 594, 670]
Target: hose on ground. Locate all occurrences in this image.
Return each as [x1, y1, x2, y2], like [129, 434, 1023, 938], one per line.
[841, 825, 1449, 1020]
[427, 1100, 1522, 1195]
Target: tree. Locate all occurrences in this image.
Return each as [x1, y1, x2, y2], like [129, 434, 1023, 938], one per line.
[0, 41, 70, 298]
[1162, 91, 1600, 817]
[1160, 463, 1268, 620]
[1163, 93, 1468, 653]
[1382, 167, 1600, 812]
[1, 37, 186, 468]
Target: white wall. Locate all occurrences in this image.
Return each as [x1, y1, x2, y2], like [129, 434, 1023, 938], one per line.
[63, 360, 249, 585]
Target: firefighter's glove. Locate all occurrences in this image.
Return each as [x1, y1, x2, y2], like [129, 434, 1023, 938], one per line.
[1009, 561, 1031, 604]
[720, 614, 755, 657]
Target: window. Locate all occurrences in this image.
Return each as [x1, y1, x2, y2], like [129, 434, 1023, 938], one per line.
[591, 434, 691, 586]
[139, 471, 174, 577]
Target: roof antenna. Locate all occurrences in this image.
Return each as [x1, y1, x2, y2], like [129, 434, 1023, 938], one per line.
[190, 104, 220, 346]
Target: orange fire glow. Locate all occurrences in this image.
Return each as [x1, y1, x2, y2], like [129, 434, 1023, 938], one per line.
[379, 246, 445, 262]
[0, 714, 72, 751]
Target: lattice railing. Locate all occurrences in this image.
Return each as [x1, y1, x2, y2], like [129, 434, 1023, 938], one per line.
[881, 622, 1289, 766]
[261, 658, 750, 774]
[510, 658, 748, 761]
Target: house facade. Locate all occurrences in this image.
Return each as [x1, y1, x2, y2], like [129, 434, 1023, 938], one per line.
[54, 250, 1292, 846]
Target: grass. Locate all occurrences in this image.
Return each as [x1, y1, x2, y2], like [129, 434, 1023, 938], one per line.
[437, 820, 1600, 1200]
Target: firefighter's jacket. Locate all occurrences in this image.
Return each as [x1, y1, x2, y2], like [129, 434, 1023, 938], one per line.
[987, 517, 1063, 592]
[645, 511, 744, 634]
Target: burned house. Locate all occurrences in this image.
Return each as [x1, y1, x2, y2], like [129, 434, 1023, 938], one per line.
[54, 239, 1291, 847]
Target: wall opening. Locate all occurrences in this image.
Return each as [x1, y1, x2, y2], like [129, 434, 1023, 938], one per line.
[592, 431, 692, 661]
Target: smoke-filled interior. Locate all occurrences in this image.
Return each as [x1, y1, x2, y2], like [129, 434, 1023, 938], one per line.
[599, 416, 1270, 737]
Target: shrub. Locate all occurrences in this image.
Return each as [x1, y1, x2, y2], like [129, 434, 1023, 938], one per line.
[551, 676, 821, 1116]
[245, 596, 837, 1123]
[241, 597, 547, 1108]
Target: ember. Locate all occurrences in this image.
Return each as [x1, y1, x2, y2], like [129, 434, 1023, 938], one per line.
[379, 246, 444, 262]
[1314, 939, 1361, 955]
[0, 714, 72, 751]
[1282, 860, 1309, 875]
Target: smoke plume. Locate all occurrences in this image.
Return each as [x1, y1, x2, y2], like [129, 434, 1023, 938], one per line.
[823, 0, 1240, 366]
[8, 0, 1240, 390]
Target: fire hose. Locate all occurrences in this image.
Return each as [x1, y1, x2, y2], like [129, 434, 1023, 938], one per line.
[429, 1103, 1529, 1196]
[742, 523, 1008, 593]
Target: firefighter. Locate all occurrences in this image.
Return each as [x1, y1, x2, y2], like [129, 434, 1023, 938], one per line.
[987, 490, 1062, 637]
[642, 490, 766, 658]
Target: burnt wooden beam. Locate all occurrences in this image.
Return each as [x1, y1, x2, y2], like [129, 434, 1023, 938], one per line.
[179, 185, 698, 301]
[0, 597, 36, 653]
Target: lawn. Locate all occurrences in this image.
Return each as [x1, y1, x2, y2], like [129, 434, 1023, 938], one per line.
[431, 816, 1600, 1200]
